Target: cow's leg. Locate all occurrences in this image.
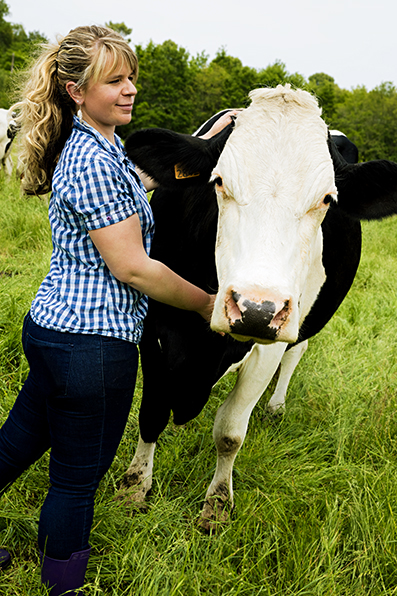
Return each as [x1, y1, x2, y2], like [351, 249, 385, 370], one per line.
[201, 341, 287, 531]
[117, 435, 156, 504]
[266, 339, 308, 414]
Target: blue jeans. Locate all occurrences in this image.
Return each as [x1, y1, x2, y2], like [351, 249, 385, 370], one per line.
[0, 312, 138, 559]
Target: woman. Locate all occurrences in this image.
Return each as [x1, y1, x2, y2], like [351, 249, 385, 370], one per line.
[0, 25, 236, 595]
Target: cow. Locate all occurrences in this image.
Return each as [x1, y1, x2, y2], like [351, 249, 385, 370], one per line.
[330, 129, 359, 164]
[121, 85, 397, 531]
[0, 108, 18, 176]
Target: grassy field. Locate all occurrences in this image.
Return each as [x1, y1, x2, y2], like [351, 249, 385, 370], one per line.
[1, 171, 397, 595]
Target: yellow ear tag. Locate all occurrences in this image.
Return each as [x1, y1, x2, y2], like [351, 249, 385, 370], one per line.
[174, 164, 200, 179]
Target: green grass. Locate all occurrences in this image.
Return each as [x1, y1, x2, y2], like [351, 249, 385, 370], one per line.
[1, 172, 397, 594]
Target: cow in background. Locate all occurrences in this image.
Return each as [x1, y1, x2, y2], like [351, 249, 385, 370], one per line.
[0, 108, 18, 175]
[122, 86, 397, 530]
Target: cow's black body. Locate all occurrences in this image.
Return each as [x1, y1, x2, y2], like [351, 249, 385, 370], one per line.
[137, 121, 361, 444]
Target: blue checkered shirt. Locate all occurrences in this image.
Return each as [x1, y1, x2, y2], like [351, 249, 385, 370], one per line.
[31, 116, 154, 343]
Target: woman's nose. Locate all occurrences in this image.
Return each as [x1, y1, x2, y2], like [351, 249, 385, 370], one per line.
[124, 81, 137, 96]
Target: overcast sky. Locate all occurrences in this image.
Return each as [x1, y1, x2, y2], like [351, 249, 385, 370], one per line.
[5, 0, 396, 91]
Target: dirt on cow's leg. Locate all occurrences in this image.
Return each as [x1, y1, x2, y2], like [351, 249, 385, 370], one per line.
[199, 481, 233, 533]
[115, 471, 151, 510]
[114, 437, 156, 510]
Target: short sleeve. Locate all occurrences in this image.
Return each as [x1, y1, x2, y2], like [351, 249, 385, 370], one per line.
[72, 156, 138, 231]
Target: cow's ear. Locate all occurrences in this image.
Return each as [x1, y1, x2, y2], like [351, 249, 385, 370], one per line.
[335, 159, 397, 220]
[328, 137, 397, 220]
[124, 125, 232, 188]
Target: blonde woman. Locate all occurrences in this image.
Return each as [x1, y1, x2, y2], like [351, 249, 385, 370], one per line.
[0, 25, 235, 595]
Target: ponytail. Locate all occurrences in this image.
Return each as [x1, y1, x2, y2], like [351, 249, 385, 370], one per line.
[13, 44, 74, 194]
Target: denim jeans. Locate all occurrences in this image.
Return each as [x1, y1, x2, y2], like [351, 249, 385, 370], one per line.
[0, 312, 138, 559]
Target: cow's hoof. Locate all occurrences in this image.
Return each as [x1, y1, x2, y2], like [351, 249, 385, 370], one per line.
[114, 487, 149, 511]
[199, 496, 233, 533]
[115, 473, 152, 508]
[120, 469, 148, 489]
[263, 403, 285, 420]
[116, 470, 152, 504]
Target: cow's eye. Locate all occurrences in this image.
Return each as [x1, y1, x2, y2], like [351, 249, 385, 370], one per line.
[214, 176, 223, 187]
[320, 193, 336, 208]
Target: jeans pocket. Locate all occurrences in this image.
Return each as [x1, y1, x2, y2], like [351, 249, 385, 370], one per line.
[24, 331, 74, 397]
[102, 339, 139, 392]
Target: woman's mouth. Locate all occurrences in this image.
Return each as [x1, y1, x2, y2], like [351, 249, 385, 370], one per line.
[117, 104, 133, 108]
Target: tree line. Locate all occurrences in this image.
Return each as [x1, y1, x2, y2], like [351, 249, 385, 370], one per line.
[1, 1, 396, 162]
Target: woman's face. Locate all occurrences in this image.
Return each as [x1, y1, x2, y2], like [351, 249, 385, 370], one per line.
[76, 58, 137, 143]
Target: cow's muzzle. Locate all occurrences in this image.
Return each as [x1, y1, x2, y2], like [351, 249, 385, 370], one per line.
[220, 289, 294, 343]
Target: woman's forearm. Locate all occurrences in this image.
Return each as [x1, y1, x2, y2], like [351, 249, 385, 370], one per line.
[89, 215, 215, 321]
[123, 256, 214, 320]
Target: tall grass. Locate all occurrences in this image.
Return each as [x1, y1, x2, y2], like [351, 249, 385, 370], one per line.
[1, 172, 397, 595]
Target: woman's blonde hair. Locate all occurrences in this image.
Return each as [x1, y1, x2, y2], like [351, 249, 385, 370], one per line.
[13, 25, 138, 195]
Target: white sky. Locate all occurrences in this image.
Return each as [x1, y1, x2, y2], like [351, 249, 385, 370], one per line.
[5, 0, 396, 91]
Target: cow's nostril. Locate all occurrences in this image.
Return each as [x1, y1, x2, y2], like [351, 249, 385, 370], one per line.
[225, 291, 243, 324]
[271, 300, 291, 328]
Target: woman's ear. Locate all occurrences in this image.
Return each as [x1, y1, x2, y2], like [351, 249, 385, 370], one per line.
[66, 81, 84, 105]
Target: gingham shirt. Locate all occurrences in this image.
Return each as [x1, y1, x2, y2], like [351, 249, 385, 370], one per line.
[30, 116, 154, 343]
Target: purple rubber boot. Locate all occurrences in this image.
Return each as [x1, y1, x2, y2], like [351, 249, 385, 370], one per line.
[40, 547, 91, 595]
[0, 549, 11, 570]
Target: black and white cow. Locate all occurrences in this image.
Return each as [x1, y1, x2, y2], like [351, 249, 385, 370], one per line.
[0, 108, 18, 175]
[122, 85, 397, 529]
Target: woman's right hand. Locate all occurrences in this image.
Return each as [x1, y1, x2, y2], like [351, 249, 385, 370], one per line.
[197, 294, 216, 322]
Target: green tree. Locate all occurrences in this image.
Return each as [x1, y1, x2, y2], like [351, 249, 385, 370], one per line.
[1, 25, 47, 72]
[308, 72, 336, 123]
[119, 39, 198, 137]
[105, 21, 132, 43]
[0, 1, 47, 108]
[308, 72, 348, 125]
[210, 48, 260, 108]
[0, 0, 12, 51]
[334, 83, 397, 161]
[258, 59, 307, 90]
[0, 0, 12, 105]
[189, 59, 228, 126]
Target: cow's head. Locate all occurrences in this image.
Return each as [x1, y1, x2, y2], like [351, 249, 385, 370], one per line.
[125, 85, 397, 344]
[209, 87, 338, 343]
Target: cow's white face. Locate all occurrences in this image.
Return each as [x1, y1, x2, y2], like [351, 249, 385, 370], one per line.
[210, 86, 337, 344]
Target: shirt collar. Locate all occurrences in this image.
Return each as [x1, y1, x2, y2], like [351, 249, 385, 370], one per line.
[71, 115, 141, 183]
[72, 115, 126, 159]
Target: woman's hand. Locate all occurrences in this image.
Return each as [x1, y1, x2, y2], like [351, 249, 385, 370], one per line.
[198, 109, 243, 139]
[197, 294, 216, 322]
